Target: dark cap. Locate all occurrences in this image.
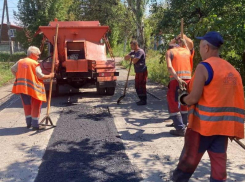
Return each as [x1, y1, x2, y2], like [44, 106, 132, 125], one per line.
[196, 31, 224, 48]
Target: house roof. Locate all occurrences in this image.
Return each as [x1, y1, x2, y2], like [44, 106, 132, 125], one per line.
[0, 23, 23, 29]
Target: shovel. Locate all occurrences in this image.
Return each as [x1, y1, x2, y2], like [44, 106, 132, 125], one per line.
[39, 24, 59, 127]
[234, 138, 245, 150]
[117, 57, 133, 104]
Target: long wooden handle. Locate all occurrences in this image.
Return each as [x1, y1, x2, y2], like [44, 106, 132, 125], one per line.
[234, 138, 245, 150]
[123, 58, 133, 95]
[46, 24, 59, 115]
[181, 18, 184, 39]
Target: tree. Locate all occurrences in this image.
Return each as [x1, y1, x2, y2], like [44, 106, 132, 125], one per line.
[126, 0, 150, 49]
[151, 0, 245, 79]
[14, 0, 74, 48]
[74, 0, 135, 48]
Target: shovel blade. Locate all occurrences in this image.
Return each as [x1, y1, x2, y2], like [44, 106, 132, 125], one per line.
[117, 95, 125, 104]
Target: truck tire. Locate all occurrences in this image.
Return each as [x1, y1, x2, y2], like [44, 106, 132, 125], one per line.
[97, 86, 106, 95]
[106, 87, 115, 95]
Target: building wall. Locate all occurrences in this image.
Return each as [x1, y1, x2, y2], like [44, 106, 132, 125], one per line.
[0, 24, 23, 41]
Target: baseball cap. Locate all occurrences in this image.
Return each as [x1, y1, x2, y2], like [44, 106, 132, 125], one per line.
[196, 31, 224, 48]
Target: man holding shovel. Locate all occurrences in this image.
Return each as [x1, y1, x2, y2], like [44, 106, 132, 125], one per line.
[124, 40, 147, 105]
[165, 34, 194, 136]
[11, 46, 54, 130]
[172, 31, 244, 182]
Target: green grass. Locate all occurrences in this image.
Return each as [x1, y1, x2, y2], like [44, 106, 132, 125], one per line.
[120, 50, 170, 86]
[0, 62, 14, 86]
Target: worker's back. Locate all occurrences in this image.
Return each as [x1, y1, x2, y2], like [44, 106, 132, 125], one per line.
[188, 57, 244, 139]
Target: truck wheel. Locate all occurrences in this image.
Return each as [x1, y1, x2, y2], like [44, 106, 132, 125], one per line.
[106, 87, 115, 95]
[97, 87, 106, 95]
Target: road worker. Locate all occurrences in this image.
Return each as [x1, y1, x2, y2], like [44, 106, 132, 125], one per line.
[124, 40, 147, 105]
[172, 31, 245, 181]
[165, 34, 194, 136]
[11, 46, 54, 130]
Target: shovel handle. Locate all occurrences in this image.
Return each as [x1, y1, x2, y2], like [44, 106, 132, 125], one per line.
[181, 18, 184, 39]
[123, 58, 133, 95]
[46, 24, 59, 115]
[234, 138, 245, 150]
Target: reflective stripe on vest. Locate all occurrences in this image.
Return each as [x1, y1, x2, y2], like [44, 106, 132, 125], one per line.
[188, 105, 244, 124]
[176, 71, 191, 75]
[16, 78, 45, 90]
[14, 81, 45, 95]
[195, 104, 244, 115]
[170, 75, 191, 81]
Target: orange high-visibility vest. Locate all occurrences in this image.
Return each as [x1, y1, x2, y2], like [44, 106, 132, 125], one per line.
[170, 47, 192, 81]
[12, 57, 47, 102]
[190, 49, 195, 71]
[188, 57, 244, 139]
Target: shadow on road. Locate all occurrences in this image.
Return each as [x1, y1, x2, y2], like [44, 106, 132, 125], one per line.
[0, 126, 32, 136]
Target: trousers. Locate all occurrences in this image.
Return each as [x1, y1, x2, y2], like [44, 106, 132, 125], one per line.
[135, 70, 148, 100]
[20, 93, 42, 127]
[172, 128, 228, 182]
[167, 79, 190, 130]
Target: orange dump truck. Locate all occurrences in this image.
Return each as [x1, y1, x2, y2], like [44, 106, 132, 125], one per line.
[35, 19, 119, 95]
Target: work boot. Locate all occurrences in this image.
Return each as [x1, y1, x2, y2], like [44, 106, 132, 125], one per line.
[136, 95, 147, 105]
[170, 129, 186, 137]
[136, 100, 147, 105]
[166, 123, 174, 127]
[32, 125, 46, 131]
[26, 117, 32, 129]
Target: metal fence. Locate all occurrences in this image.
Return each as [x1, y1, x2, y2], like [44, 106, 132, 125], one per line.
[0, 41, 24, 53]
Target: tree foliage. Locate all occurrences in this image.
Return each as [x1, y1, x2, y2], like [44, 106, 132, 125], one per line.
[126, 0, 152, 49]
[151, 0, 245, 79]
[14, 0, 137, 51]
[14, 0, 75, 48]
[76, 0, 135, 48]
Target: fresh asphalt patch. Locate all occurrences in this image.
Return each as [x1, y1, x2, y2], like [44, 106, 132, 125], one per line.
[35, 103, 142, 182]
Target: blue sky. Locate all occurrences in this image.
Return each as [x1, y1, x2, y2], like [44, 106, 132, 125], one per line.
[0, 0, 165, 26]
[0, 0, 19, 25]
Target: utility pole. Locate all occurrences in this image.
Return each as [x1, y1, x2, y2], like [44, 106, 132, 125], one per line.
[0, 0, 6, 43]
[6, 0, 13, 55]
[0, 0, 13, 55]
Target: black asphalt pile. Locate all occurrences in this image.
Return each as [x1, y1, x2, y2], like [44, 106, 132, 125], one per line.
[35, 103, 142, 182]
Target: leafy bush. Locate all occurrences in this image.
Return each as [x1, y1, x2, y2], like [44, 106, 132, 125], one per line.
[0, 52, 26, 62]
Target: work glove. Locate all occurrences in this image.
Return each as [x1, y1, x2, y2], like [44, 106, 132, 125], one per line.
[130, 55, 135, 58]
[177, 77, 187, 91]
[178, 89, 188, 106]
[177, 77, 188, 105]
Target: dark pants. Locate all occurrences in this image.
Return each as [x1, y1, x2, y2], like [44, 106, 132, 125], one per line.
[172, 129, 228, 182]
[135, 70, 148, 101]
[20, 94, 42, 127]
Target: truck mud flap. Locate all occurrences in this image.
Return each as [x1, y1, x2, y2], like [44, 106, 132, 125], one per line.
[96, 81, 116, 88]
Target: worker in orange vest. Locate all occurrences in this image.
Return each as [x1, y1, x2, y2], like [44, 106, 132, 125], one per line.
[11, 46, 54, 130]
[172, 31, 244, 181]
[165, 34, 194, 136]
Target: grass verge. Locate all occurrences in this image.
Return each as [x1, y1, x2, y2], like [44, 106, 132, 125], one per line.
[0, 62, 14, 86]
